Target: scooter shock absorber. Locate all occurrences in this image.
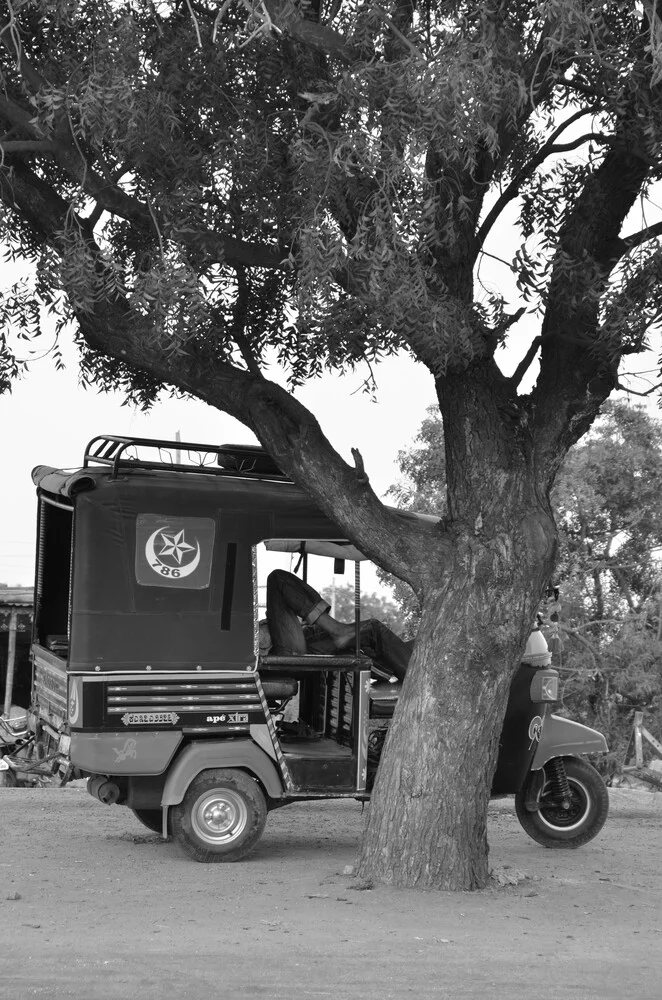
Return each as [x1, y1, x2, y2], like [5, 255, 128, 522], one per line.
[545, 757, 572, 808]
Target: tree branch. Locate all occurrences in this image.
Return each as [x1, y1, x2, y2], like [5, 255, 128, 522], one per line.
[351, 447, 369, 484]
[228, 264, 263, 376]
[508, 336, 542, 389]
[477, 110, 603, 247]
[483, 14, 583, 185]
[375, 5, 424, 62]
[0, 139, 56, 153]
[0, 93, 43, 135]
[616, 379, 662, 396]
[558, 623, 598, 664]
[263, 0, 362, 64]
[621, 220, 662, 254]
[528, 109, 656, 471]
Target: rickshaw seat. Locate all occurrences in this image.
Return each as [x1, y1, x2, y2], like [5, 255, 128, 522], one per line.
[260, 675, 299, 700]
[260, 653, 372, 672]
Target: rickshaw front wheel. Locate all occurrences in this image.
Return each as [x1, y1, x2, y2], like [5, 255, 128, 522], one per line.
[515, 756, 609, 849]
[171, 768, 267, 862]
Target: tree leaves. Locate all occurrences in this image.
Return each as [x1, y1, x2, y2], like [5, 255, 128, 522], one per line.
[0, 0, 660, 401]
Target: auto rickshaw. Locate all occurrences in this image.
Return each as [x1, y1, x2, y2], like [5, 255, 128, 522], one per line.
[14, 435, 609, 861]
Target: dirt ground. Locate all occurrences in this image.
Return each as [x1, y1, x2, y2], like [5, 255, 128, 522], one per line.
[0, 786, 661, 1000]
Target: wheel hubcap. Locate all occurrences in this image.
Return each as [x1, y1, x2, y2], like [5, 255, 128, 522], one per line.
[192, 789, 248, 846]
[538, 777, 590, 831]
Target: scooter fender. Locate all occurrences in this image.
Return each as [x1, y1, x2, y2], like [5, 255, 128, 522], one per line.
[531, 714, 608, 770]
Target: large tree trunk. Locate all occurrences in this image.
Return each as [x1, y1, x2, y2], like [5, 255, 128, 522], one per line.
[357, 517, 556, 889]
[357, 354, 559, 891]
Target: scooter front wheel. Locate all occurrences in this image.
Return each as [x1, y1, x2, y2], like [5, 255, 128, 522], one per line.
[515, 757, 609, 849]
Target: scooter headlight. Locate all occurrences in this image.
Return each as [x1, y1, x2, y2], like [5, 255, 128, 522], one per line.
[530, 670, 559, 702]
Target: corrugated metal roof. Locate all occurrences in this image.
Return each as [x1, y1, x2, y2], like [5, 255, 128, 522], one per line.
[0, 586, 34, 607]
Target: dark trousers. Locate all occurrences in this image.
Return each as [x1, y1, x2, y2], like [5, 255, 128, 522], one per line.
[266, 569, 412, 680]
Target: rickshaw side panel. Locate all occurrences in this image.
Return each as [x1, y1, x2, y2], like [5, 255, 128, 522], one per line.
[68, 670, 271, 740]
[60, 473, 346, 673]
[32, 645, 68, 732]
[70, 729, 183, 774]
[68, 485, 270, 671]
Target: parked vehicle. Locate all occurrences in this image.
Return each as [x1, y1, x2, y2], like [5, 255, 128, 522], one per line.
[0, 709, 28, 786]
[14, 435, 609, 860]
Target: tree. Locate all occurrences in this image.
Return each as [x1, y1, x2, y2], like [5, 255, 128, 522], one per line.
[551, 402, 662, 771]
[553, 401, 662, 623]
[2, 2, 662, 890]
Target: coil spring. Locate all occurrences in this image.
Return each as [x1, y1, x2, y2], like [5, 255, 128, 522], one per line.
[368, 726, 388, 767]
[545, 757, 572, 801]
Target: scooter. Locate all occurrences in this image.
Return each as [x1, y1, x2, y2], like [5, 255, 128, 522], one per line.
[369, 624, 610, 849]
[514, 627, 610, 848]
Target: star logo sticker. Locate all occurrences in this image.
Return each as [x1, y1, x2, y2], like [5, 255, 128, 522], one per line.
[158, 529, 196, 565]
[140, 515, 212, 587]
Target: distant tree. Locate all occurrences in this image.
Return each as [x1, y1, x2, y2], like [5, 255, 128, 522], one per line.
[322, 581, 406, 634]
[381, 406, 446, 636]
[552, 401, 662, 623]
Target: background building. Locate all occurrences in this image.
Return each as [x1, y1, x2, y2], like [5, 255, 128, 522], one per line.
[0, 585, 33, 714]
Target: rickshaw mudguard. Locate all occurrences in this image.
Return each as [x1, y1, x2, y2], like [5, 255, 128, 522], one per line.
[160, 739, 284, 809]
[531, 714, 608, 770]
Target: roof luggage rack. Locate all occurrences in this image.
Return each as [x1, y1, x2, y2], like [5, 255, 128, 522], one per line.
[83, 435, 291, 482]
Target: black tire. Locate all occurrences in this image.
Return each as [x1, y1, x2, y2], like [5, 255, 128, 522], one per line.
[131, 808, 164, 834]
[170, 769, 267, 863]
[515, 757, 609, 849]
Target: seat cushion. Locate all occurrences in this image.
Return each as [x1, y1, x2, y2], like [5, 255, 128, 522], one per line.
[369, 681, 401, 718]
[260, 676, 298, 700]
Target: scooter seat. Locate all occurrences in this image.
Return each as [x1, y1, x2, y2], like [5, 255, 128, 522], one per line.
[369, 682, 401, 718]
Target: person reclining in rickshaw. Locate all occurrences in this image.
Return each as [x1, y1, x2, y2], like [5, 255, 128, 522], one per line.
[264, 569, 411, 682]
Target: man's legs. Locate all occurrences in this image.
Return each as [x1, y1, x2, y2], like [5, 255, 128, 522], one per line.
[356, 620, 413, 681]
[266, 570, 331, 655]
[306, 618, 413, 680]
[266, 570, 413, 678]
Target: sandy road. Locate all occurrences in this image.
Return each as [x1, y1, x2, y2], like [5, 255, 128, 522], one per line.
[1, 787, 661, 1000]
